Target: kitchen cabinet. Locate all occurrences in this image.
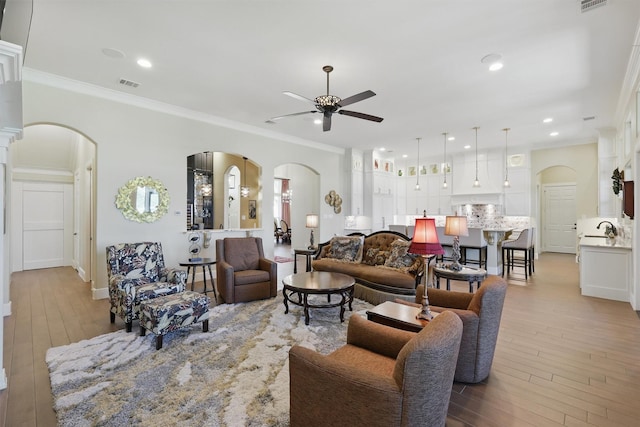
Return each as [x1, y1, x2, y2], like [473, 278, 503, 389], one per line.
[579, 237, 631, 302]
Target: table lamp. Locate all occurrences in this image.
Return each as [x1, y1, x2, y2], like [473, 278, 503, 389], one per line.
[306, 214, 319, 249]
[408, 217, 444, 320]
[445, 215, 468, 271]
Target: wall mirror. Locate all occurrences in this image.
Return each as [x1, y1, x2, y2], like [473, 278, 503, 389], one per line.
[116, 176, 170, 223]
[187, 152, 260, 230]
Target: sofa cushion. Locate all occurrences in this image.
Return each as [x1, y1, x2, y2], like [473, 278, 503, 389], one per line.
[311, 259, 417, 290]
[326, 235, 364, 263]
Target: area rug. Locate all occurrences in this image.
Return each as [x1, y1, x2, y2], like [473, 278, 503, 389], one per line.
[273, 256, 294, 263]
[46, 296, 373, 426]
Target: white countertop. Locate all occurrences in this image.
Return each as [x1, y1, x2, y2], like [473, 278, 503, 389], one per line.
[579, 236, 631, 249]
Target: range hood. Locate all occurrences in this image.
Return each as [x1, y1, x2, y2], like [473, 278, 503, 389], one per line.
[450, 193, 504, 206]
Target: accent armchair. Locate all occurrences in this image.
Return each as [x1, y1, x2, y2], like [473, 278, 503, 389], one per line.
[416, 275, 507, 383]
[289, 312, 463, 427]
[215, 237, 277, 303]
[106, 242, 187, 332]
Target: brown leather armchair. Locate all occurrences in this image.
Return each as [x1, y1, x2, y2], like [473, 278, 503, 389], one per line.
[215, 237, 277, 303]
[289, 312, 463, 427]
[416, 275, 507, 383]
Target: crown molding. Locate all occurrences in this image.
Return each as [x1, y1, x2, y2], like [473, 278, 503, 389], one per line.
[23, 68, 344, 155]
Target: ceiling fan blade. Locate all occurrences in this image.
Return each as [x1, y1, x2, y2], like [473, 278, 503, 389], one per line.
[338, 110, 384, 122]
[323, 111, 332, 132]
[266, 111, 317, 123]
[337, 90, 376, 108]
[283, 91, 316, 104]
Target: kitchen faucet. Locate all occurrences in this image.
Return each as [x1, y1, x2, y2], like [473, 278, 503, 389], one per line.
[596, 220, 617, 237]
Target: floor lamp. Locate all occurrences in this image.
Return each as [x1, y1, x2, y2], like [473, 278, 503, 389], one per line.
[445, 215, 469, 271]
[409, 217, 444, 320]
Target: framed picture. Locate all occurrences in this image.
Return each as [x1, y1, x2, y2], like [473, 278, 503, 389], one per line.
[249, 200, 257, 219]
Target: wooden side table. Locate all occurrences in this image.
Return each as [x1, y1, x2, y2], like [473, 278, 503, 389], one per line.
[366, 301, 437, 332]
[179, 258, 217, 300]
[293, 248, 316, 274]
[433, 265, 487, 293]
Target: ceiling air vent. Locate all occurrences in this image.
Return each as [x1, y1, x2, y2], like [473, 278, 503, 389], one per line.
[118, 78, 140, 88]
[583, 116, 596, 121]
[581, 0, 607, 13]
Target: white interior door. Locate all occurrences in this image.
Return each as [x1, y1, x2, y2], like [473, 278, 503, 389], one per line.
[22, 183, 72, 270]
[543, 184, 577, 254]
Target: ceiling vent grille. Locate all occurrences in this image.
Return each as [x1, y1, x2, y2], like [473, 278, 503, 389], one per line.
[118, 78, 140, 88]
[581, 0, 607, 13]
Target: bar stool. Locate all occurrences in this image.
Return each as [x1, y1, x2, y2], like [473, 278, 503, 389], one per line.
[502, 228, 534, 279]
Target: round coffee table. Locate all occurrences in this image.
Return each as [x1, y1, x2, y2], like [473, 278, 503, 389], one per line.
[282, 271, 355, 325]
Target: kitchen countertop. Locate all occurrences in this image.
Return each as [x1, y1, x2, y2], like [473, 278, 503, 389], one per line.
[579, 236, 631, 249]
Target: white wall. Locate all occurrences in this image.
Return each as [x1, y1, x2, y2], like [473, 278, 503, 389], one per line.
[20, 79, 345, 299]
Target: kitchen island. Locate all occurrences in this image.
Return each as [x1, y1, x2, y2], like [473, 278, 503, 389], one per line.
[579, 236, 631, 302]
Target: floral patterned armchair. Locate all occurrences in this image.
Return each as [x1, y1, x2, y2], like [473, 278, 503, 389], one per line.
[106, 242, 187, 332]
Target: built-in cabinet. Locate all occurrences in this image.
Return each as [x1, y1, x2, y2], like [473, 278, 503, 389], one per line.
[187, 152, 214, 230]
[579, 239, 631, 302]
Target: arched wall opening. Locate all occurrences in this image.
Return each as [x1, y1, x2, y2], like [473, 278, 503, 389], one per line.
[9, 123, 97, 286]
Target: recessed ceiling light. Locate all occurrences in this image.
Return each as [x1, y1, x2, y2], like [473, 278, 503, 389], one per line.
[481, 53, 503, 71]
[137, 58, 152, 68]
[379, 147, 386, 152]
[550, 131, 559, 137]
[402, 154, 408, 158]
[543, 117, 553, 123]
[448, 136, 455, 141]
[313, 118, 322, 125]
[464, 144, 471, 149]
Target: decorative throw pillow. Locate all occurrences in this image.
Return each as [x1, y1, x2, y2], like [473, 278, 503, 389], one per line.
[326, 235, 365, 263]
[384, 239, 419, 271]
[362, 247, 380, 265]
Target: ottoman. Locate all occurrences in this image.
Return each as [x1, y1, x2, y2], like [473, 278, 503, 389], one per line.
[140, 290, 210, 349]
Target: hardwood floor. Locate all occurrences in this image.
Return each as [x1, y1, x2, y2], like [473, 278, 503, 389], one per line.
[1, 250, 639, 426]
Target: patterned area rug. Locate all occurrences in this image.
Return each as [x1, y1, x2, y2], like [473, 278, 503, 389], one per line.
[46, 296, 372, 426]
[273, 256, 294, 263]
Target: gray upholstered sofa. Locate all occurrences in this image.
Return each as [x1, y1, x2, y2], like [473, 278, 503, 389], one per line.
[415, 275, 507, 383]
[311, 231, 425, 304]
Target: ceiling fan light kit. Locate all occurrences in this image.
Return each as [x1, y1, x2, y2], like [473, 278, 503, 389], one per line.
[268, 65, 383, 132]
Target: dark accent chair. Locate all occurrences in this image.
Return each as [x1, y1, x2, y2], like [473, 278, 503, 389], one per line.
[289, 312, 463, 427]
[215, 237, 277, 303]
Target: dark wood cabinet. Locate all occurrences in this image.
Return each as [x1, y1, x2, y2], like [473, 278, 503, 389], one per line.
[623, 181, 634, 219]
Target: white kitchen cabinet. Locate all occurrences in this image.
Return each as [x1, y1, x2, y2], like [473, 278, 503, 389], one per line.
[579, 238, 631, 302]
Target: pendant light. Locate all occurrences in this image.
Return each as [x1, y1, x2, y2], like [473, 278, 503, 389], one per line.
[442, 132, 448, 189]
[472, 126, 480, 187]
[503, 128, 510, 187]
[240, 156, 250, 197]
[414, 137, 421, 191]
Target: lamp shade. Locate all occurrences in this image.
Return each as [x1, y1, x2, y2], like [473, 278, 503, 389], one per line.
[408, 218, 444, 255]
[444, 216, 469, 237]
[306, 214, 319, 228]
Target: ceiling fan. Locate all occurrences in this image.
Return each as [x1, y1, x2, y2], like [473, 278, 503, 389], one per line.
[267, 65, 384, 132]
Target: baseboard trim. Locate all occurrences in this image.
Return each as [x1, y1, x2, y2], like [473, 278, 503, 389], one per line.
[92, 285, 109, 300]
[3, 301, 11, 317]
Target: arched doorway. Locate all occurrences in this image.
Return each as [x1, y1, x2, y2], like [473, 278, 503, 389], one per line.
[10, 124, 97, 284]
[274, 163, 320, 250]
